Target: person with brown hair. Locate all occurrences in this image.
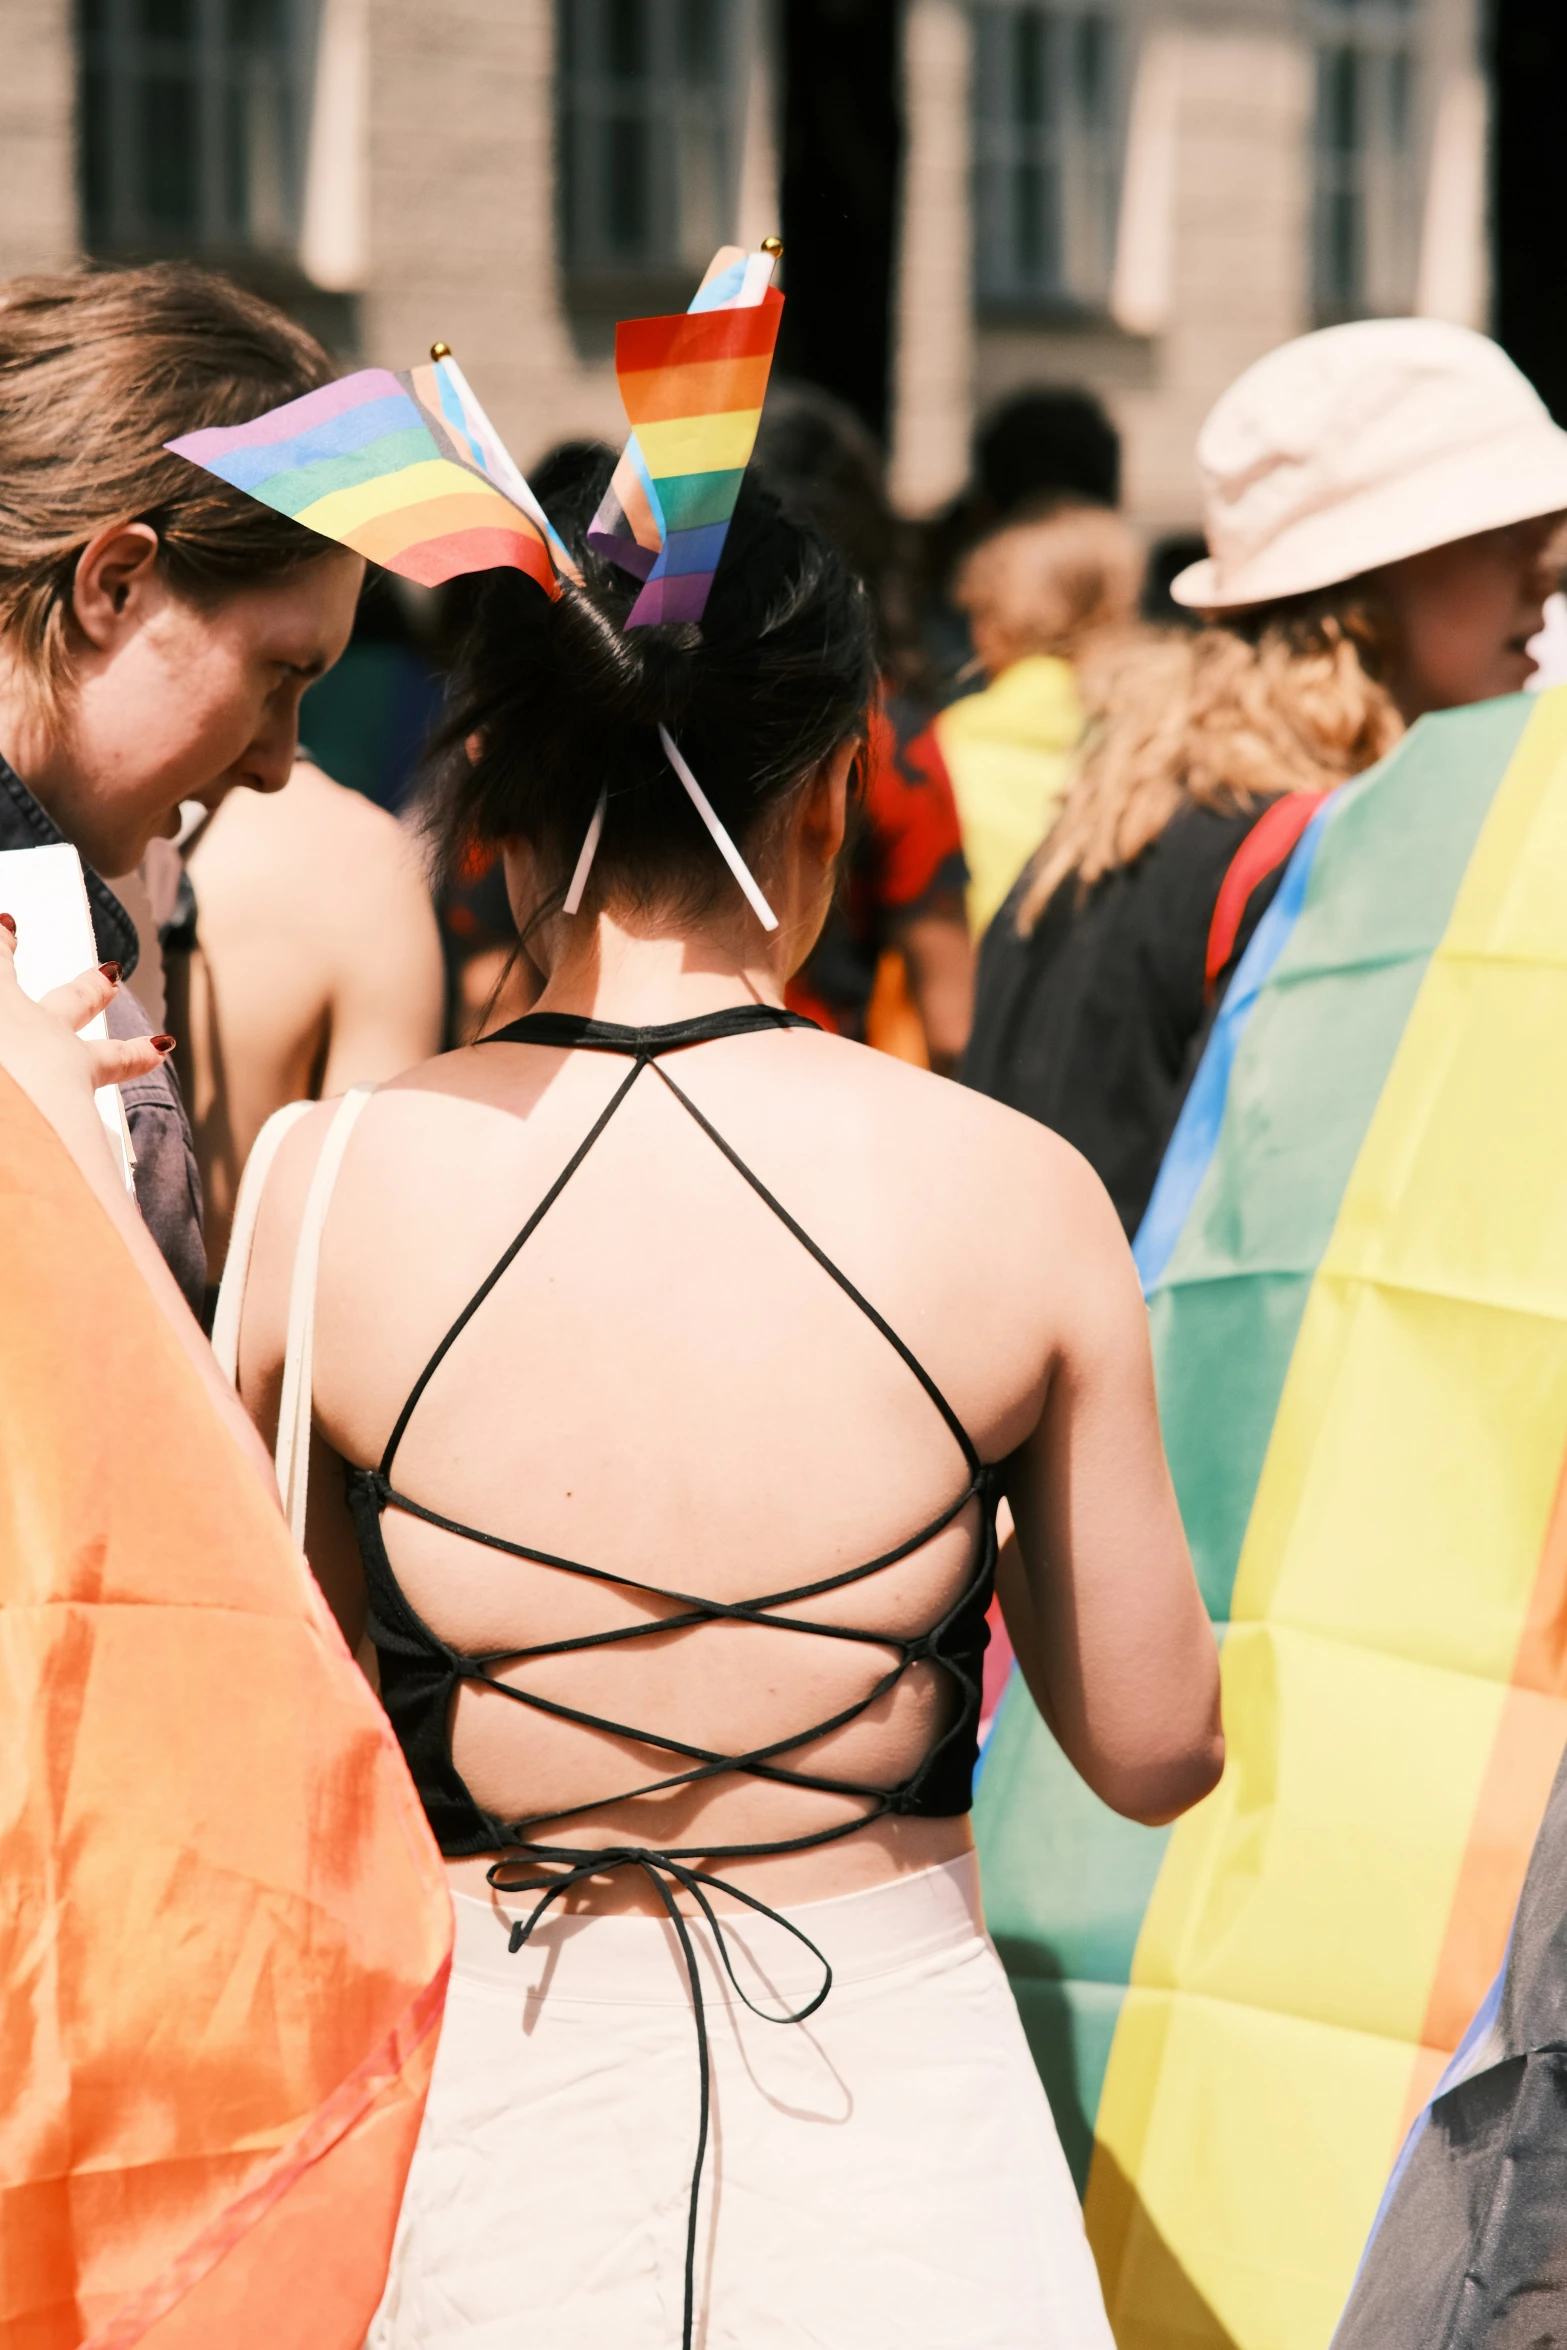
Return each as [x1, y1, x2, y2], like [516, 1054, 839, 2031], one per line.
[0, 263, 362, 1305]
[964, 320, 1567, 1235]
[937, 502, 1145, 935]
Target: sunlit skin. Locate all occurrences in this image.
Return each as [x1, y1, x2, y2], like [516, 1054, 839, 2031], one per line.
[0, 522, 363, 878]
[1372, 514, 1567, 721]
[225, 744, 1224, 1921]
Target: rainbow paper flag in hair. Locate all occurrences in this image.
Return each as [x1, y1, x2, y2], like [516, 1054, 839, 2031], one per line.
[975, 685, 1567, 2350]
[168, 354, 575, 593]
[589, 243, 782, 626]
[0, 1070, 452, 2345]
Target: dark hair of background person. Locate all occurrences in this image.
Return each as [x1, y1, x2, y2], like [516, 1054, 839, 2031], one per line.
[976, 389, 1121, 515]
[0, 262, 339, 718]
[916, 385, 1124, 686]
[749, 379, 928, 691]
[425, 458, 878, 930]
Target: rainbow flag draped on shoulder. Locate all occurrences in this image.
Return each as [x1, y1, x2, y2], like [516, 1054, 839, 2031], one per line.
[976, 686, 1567, 2350]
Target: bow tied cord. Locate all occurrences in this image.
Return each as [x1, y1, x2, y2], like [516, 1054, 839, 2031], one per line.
[492, 1843, 833, 2350]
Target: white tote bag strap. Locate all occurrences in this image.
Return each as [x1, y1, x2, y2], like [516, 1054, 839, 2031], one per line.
[275, 1083, 375, 1548]
[210, 1098, 314, 1385]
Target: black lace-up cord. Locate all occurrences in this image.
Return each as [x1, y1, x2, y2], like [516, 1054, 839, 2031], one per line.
[377, 1054, 647, 1480]
[648, 1058, 982, 1478]
[490, 1840, 834, 2350]
[361, 1005, 994, 2347]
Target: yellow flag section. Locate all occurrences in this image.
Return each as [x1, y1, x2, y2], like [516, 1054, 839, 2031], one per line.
[1088, 690, 1567, 2349]
[0, 1074, 451, 2348]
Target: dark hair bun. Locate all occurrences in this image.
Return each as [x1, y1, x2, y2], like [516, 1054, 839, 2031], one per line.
[427, 456, 877, 920]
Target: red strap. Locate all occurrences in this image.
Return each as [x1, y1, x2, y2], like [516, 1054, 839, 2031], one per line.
[1204, 790, 1328, 999]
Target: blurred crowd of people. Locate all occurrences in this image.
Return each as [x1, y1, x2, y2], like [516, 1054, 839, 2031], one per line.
[157, 323, 1567, 1311]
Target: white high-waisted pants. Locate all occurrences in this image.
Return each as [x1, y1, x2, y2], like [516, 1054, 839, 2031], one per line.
[368, 1854, 1113, 2349]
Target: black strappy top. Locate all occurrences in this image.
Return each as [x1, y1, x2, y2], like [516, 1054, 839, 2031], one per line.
[342, 1005, 998, 2347]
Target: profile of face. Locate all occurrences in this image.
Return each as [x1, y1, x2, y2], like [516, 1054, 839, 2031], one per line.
[20, 524, 364, 878]
[1372, 515, 1566, 722]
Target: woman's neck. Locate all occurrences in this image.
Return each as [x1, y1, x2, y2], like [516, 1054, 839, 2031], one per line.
[527, 910, 792, 1029]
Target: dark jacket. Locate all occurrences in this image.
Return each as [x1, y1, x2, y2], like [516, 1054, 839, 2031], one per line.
[0, 755, 205, 1313]
[962, 801, 1290, 1237]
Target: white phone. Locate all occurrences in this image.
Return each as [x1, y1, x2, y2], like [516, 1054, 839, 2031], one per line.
[0, 842, 137, 1191]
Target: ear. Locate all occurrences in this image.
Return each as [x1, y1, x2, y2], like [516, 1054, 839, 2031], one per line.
[797, 737, 856, 872]
[71, 523, 163, 651]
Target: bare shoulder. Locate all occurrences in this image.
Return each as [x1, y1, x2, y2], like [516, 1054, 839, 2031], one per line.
[812, 1030, 1111, 1212]
[197, 763, 428, 888]
[754, 1029, 1130, 1320]
[279, 762, 428, 876]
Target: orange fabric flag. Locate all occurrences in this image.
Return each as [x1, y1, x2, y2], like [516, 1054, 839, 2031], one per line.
[0, 1071, 452, 2348]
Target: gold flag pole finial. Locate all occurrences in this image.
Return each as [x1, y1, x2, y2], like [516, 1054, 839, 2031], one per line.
[430, 341, 452, 362]
[760, 237, 783, 260]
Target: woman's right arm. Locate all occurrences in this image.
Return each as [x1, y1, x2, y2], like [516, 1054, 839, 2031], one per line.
[998, 1149, 1224, 1825]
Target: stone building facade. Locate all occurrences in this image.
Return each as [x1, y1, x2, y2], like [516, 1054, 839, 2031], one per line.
[4, 0, 1487, 536]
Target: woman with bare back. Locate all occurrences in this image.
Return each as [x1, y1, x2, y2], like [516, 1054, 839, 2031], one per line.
[222, 473, 1221, 2349]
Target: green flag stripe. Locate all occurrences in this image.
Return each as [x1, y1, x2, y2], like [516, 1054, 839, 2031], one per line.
[975, 693, 1533, 2186]
[1152, 693, 1532, 1622]
[250, 426, 441, 517]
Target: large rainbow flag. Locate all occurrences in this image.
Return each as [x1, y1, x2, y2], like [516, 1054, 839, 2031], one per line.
[976, 685, 1567, 2349]
[589, 245, 783, 625]
[0, 1071, 452, 2345]
[168, 357, 570, 593]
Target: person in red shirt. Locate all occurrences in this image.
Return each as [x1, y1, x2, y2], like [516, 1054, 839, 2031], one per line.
[786, 689, 971, 1070]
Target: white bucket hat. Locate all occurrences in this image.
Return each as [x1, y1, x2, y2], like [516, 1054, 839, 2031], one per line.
[1171, 319, 1567, 611]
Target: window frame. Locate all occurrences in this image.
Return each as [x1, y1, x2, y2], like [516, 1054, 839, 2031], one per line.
[1305, 0, 1424, 326]
[555, 0, 749, 322]
[971, 0, 1129, 324]
[77, 0, 312, 264]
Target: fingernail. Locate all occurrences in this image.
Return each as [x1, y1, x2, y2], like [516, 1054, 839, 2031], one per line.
[99, 961, 120, 982]
[0, 913, 15, 935]
[151, 1033, 175, 1053]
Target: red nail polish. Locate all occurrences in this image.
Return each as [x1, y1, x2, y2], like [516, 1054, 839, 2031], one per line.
[0, 913, 15, 935]
[151, 1033, 175, 1053]
[99, 961, 120, 982]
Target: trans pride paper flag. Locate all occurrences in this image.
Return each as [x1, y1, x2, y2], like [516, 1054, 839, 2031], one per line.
[169, 358, 572, 593]
[976, 687, 1567, 2350]
[589, 245, 783, 626]
[0, 1073, 452, 2345]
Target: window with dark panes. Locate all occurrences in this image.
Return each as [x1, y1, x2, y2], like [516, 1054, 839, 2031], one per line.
[77, 0, 305, 258]
[1310, 0, 1421, 323]
[557, 0, 743, 309]
[973, 2, 1122, 314]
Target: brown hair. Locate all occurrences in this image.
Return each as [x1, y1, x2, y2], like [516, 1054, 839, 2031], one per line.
[953, 502, 1144, 672]
[0, 263, 338, 717]
[1014, 589, 1404, 932]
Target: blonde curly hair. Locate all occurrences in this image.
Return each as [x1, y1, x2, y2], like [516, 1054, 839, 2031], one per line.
[1014, 591, 1405, 934]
